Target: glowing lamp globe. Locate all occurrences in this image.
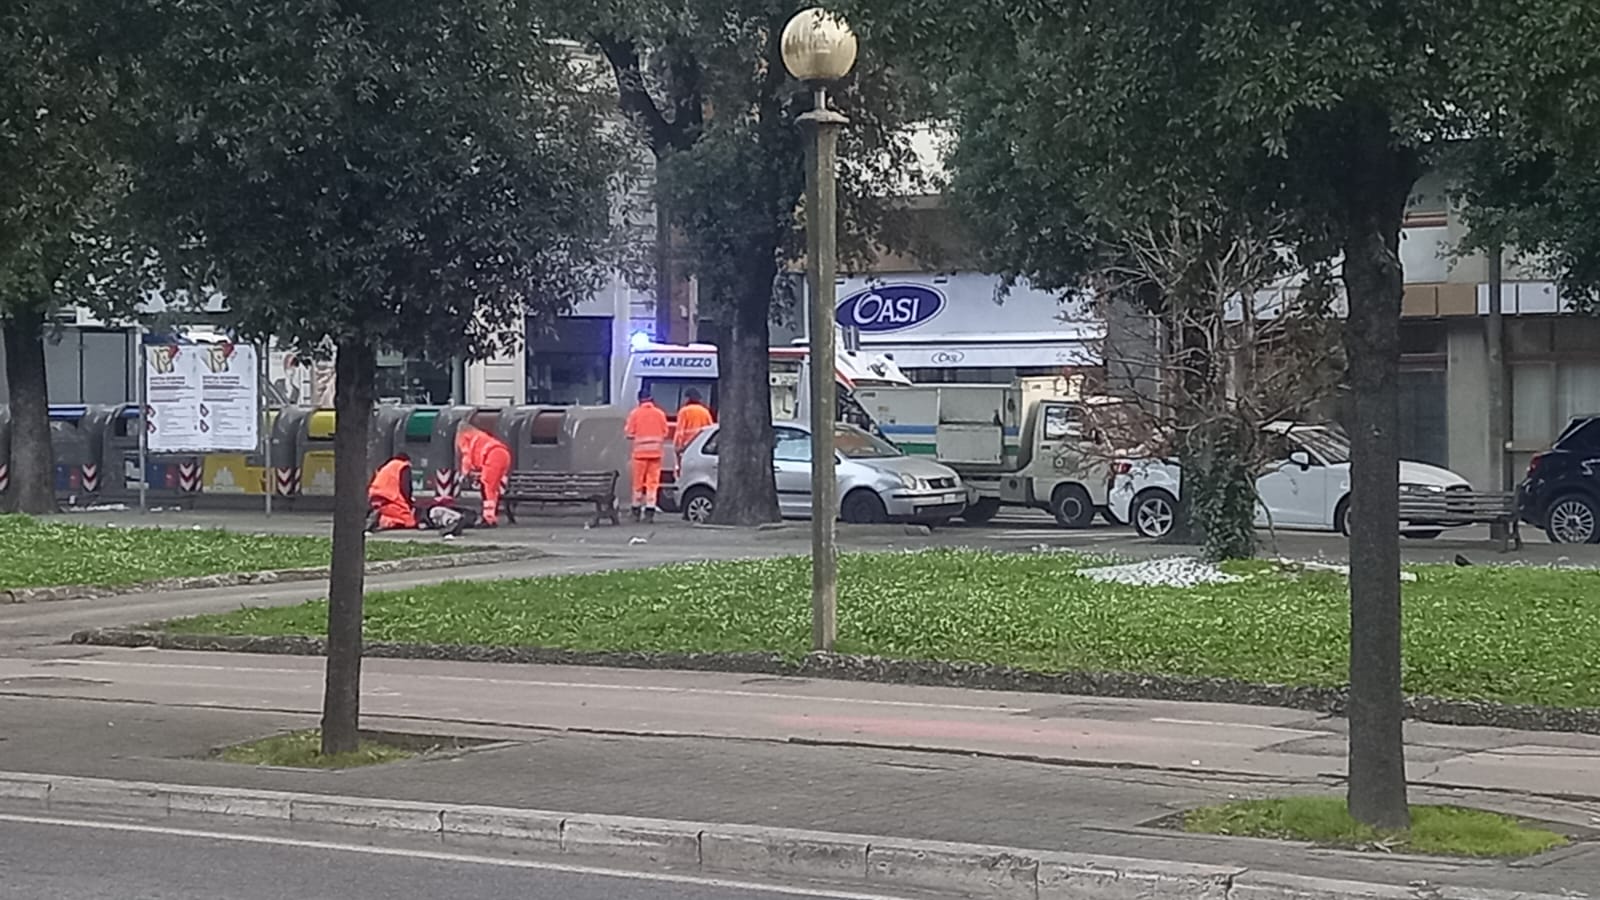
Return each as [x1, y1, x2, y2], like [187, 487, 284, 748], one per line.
[780, 9, 858, 82]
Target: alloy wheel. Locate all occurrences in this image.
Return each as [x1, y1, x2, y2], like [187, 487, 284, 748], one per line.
[1548, 498, 1597, 544]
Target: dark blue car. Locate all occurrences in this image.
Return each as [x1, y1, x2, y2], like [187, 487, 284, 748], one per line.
[1519, 415, 1600, 544]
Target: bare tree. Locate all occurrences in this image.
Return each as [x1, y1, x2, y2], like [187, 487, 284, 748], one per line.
[1090, 199, 1344, 559]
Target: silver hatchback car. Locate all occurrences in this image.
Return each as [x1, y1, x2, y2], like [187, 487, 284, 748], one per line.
[676, 421, 968, 525]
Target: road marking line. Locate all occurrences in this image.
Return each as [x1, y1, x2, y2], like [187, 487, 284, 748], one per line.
[0, 812, 923, 900]
[31, 659, 1003, 712]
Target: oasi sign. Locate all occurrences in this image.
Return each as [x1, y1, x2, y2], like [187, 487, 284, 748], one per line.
[835, 284, 945, 334]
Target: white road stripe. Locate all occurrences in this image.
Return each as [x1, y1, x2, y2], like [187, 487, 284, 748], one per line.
[0, 812, 924, 900]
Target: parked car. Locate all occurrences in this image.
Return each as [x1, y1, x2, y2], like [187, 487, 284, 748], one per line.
[1519, 414, 1600, 544]
[675, 421, 968, 525]
[1107, 422, 1474, 539]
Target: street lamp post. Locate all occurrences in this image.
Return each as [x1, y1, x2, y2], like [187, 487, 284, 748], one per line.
[782, 8, 856, 653]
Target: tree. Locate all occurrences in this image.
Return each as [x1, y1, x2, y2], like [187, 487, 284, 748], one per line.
[1449, 1, 1600, 310]
[852, 0, 1517, 829]
[1, 1, 151, 513]
[1090, 200, 1344, 560]
[573, 0, 930, 524]
[129, 0, 626, 754]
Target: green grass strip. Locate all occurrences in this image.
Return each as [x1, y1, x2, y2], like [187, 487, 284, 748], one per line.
[166, 549, 1600, 709]
[1184, 796, 1567, 858]
[0, 514, 455, 589]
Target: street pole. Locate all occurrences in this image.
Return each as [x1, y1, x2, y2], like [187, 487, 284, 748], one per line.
[260, 339, 272, 517]
[802, 87, 847, 653]
[136, 330, 147, 515]
[1486, 243, 1510, 497]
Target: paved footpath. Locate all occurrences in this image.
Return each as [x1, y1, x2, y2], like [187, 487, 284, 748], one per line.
[2, 651, 1598, 893]
[2, 694, 1597, 894]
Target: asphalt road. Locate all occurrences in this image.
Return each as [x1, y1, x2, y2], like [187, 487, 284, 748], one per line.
[0, 812, 929, 900]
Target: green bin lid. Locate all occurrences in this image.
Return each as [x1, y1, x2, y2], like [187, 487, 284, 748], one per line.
[405, 409, 439, 440]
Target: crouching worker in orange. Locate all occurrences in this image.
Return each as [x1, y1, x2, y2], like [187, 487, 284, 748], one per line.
[625, 388, 670, 523]
[456, 424, 512, 527]
[366, 453, 417, 532]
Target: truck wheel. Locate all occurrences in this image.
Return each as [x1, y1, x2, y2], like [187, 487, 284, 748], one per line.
[1050, 484, 1095, 529]
[841, 489, 889, 524]
[961, 498, 1002, 525]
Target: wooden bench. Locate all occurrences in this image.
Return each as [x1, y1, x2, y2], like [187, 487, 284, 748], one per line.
[499, 470, 621, 527]
[1399, 490, 1521, 551]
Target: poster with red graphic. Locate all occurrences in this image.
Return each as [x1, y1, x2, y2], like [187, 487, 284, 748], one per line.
[144, 342, 259, 452]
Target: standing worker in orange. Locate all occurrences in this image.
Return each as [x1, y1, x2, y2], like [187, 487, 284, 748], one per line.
[673, 388, 716, 474]
[365, 453, 417, 532]
[456, 423, 512, 527]
[625, 388, 670, 523]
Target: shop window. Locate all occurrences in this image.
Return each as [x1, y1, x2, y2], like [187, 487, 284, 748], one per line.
[528, 353, 610, 405]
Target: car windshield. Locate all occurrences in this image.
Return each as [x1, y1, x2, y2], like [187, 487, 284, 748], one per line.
[833, 423, 902, 459]
[1289, 427, 1351, 464]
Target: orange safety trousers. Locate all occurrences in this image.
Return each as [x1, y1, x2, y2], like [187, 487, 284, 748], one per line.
[479, 445, 511, 525]
[631, 455, 662, 510]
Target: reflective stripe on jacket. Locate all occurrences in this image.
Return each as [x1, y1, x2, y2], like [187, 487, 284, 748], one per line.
[625, 401, 670, 459]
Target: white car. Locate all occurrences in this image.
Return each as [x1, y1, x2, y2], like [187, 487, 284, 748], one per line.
[1108, 423, 1474, 539]
[676, 421, 968, 525]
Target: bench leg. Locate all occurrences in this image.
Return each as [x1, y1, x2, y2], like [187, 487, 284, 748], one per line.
[504, 501, 518, 525]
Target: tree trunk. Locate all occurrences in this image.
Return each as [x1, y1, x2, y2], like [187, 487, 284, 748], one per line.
[3, 307, 58, 515]
[320, 335, 376, 756]
[709, 256, 780, 525]
[1340, 131, 1417, 831]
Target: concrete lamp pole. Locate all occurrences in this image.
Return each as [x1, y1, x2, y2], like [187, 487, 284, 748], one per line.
[782, 8, 856, 653]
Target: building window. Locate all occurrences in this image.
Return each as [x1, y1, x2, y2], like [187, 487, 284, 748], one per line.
[1398, 367, 1448, 469]
[375, 356, 450, 405]
[527, 316, 611, 405]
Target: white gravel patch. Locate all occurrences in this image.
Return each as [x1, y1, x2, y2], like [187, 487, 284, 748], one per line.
[1075, 556, 1242, 588]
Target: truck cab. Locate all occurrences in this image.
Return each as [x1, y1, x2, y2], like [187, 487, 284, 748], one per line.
[856, 380, 1119, 527]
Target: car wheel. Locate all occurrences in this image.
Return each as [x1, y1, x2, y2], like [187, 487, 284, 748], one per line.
[960, 498, 1002, 525]
[1545, 494, 1599, 544]
[1050, 484, 1096, 529]
[840, 489, 889, 524]
[1334, 496, 1351, 536]
[681, 487, 716, 525]
[1131, 489, 1178, 540]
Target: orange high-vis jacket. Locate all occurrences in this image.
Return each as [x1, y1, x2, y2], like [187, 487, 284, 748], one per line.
[368, 457, 413, 506]
[625, 400, 670, 459]
[455, 426, 508, 473]
[674, 401, 715, 454]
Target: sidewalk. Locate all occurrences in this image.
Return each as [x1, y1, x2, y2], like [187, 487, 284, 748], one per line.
[1, 694, 1595, 894]
[6, 648, 1598, 798]
[4, 646, 1599, 890]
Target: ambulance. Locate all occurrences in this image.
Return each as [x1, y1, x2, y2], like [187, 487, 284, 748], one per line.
[621, 334, 912, 508]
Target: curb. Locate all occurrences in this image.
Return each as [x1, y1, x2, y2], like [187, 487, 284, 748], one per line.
[0, 772, 1572, 900]
[5, 549, 542, 604]
[70, 629, 1600, 736]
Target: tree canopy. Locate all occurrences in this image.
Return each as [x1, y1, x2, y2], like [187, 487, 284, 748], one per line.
[130, 0, 627, 361]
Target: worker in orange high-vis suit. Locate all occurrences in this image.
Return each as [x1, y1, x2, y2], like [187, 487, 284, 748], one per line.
[673, 388, 715, 474]
[456, 424, 512, 527]
[366, 453, 417, 532]
[624, 388, 670, 523]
